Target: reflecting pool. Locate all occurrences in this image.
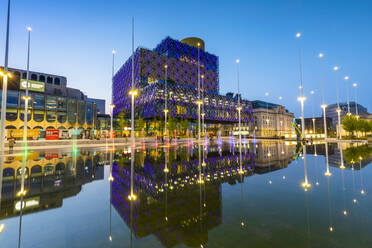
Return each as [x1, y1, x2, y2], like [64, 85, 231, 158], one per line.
[0, 140, 371, 247]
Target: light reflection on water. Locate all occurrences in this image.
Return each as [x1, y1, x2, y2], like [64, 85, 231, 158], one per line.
[0, 141, 371, 248]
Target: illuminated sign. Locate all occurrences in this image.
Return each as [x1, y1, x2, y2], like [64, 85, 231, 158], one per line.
[14, 197, 40, 212]
[20, 79, 45, 92]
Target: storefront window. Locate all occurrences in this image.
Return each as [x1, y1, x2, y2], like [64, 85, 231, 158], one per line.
[86, 102, 93, 125]
[33, 110, 44, 122]
[68, 99, 77, 124]
[33, 94, 45, 109]
[58, 112, 67, 123]
[6, 91, 19, 108]
[6, 108, 18, 121]
[78, 101, 85, 125]
[20, 110, 31, 121]
[46, 96, 57, 111]
[57, 97, 67, 111]
[46, 111, 56, 122]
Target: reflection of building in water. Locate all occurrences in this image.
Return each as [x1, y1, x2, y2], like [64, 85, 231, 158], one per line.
[0, 151, 104, 219]
[305, 143, 335, 156]
[253, 142, 295, 172]
[111, 143, 293, 247]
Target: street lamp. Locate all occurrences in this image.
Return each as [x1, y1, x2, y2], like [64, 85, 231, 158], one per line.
[111, 50, 116, 142]
[236, 59, 243, 173]
[319, 53, 328, 139]
[296, 32, 306, 141]
[310, 90, 316, 138]
[0, 0, 11, 153]
[353, 83, 358, 117]
[344, 76, 350, 114]
[265, 92, 269, 138]
[164, 64, 168, 141]
[333, 66, 342, 139]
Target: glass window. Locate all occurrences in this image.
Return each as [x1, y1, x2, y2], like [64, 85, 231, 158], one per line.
[20, 92, 32, 108]
[68, 99, 77, 124]
[58, 112, 67, 123]
[57, 97, 67, 111]
[6, 91, 19, 108]
[20, 110, 31, 122]
[46, 96, 57, 111]
[6, 108, 18, 121]
[86, 102, 93, 125]
[33, 110, 44, 122]
[46, 111, 56, 123]
[78, 101, 85, 125]
[33, 94, 45, 109]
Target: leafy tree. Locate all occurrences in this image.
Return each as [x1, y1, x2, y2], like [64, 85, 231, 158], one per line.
[358, 120, 370, 137]
[167, 117, 177, 137]
[180, 119, 190, 136]
[117, 110, 129, 131]
[136, 117, 145, 136]
[342, 115, 358, 137]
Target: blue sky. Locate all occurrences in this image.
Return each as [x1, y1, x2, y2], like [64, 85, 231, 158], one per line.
[0, 0, 371, 116]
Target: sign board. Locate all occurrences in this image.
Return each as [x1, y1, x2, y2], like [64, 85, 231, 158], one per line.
[7, 129, 39, 139]
[15, 197, 40, 212]
[45, 129, 59, 140]
[20, 79, 45, 93]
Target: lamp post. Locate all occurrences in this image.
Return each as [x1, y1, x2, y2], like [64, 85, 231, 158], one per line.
[278, 96, 283, 137]
[19, 26, 32, 198]
[319, 53, 328, 139]
[310, 90, 315, 138]
[110, 50, 116, 143]
[197, 42, 202, 184]
[164, 64, 168, 141]
[353, 83, 358, 117]
[236, 59, 243, 174]
[334, 66, 342, 139]
[0, 0, 11, 153]
[296, 33, 306, 141]
[128, 16, 136, 201]
[344, 76, 350, 114]
[201, 74, 205, 138]
[265, 92, 269, 138]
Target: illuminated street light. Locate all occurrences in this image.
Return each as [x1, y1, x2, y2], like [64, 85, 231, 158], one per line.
[333, 66, 342, 139]
[0, 224, 4, 233]
[353, 82, 358, 116]
[0, 0, 11, 153]
[344, 76, 351, 114]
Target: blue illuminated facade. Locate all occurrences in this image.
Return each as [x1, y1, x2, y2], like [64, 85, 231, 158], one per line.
[113, 37, 252, 123]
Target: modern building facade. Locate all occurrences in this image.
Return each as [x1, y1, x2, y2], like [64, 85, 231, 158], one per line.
[324, 102, 369, 128]
[0, 67, 101, 139]
[113, 37, 253, 131]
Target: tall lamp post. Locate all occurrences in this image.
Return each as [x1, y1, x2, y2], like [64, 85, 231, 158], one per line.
[201, 74, 205, 138]
[164, 64, 168, 141]
[344, 76, 350, 114]
[334, 66, 342, 139]
[236, 59, 243, 174]
[310, 90, 316, 138]
[18, 27, 32, 197]
[353, 83, 358, 117]
[110, 50, 116, 144]
[296, 33, 306, 141]
[265, 92, 269, 138]
[0, 0, 11, 153]
[319, 53, 328, 139]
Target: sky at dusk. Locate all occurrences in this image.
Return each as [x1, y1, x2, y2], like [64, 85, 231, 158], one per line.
[0, 0, 371, 117]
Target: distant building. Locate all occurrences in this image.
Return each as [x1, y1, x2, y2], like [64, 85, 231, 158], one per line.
[84, 96, 106, 114]
[295, 117, 335, 138]
[0, 67, 98, 138]
[324, 102, 369, 128]
[250, 100, 294, 138]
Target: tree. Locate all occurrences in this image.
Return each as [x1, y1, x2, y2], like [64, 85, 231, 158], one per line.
[117, 110, 128, 132]
[180, 119, 190, 136]
[358, 119, 370, 137]
[136, 117, 145, 136]
[342, 115, 358, 137]
[167, 117, 177, 137]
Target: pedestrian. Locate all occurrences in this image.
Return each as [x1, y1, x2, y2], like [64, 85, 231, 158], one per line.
[8, 133, 15, 153]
